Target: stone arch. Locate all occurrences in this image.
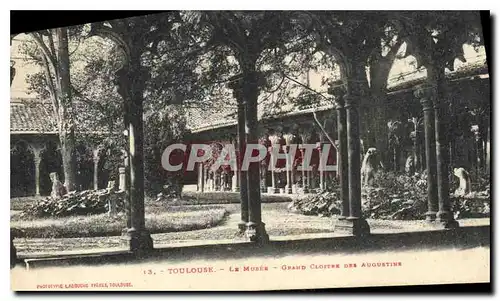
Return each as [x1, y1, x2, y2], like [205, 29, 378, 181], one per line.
[10, 139, 35, 197]
[39, 140, 63, 196]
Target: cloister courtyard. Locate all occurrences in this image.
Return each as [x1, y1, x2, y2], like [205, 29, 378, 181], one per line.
[11, 190, 490, 258]
[10, 11, 491, 277]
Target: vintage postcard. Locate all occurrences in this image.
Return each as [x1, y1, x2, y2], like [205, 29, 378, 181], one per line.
[9, 10, 491, 291]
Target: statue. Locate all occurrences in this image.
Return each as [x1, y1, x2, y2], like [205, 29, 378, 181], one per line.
[49, 172, 66, 199]
[453, 167, 472, 196]
[405, 155, 415, 176]
[361, 148, 383, 187]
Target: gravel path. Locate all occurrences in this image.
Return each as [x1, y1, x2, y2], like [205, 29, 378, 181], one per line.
[14, 202, 490, 256]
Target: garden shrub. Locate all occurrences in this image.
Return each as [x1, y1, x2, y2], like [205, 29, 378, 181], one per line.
[21, 189, 125, 218]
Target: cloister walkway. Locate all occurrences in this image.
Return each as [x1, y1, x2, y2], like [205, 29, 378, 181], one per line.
[14, 202, 490, 258]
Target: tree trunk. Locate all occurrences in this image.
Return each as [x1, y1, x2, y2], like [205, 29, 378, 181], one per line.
[56, 27, 76, 192]
[365, 46, 401, 167]
[363, 95, 388, 166]
[242, 69, 268, 242]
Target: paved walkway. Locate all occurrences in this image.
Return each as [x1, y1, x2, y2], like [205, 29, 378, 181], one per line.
[14, 202, 490, 256]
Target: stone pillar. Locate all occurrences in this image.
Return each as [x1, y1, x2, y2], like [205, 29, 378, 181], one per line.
[286, 132, 299, 194]
[198, 163, 205, 192]
[243, 71, 268, 243]
[334, 87, 370, 236]
[283, 145, 293, 194]
[415, 88, 438, 221]
[227, 79, 249, 232]
[336, 95, 350, 220]
[307, 170, 312, 190]
[433, 90, 459, 228]
[115, 63, 153, 253]
[32, 148, 43, 197]
[260, 167, 267, 193]
[218, 171, 223, 191]
[317, 142, 324, 191]
[120, 149, 131, 231]
[299, 146, 309, 194]
[268, 143, 278, 194]
[93, 148, 101, 190]
[259, 135, 270, 193]
[206, 170, 210, 191]
[232, 172, 238, 192]
[119, 167, 126, 192]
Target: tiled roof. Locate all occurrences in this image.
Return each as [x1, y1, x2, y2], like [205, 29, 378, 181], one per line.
[10, 99, 112, 135]
[387, 57, 488, 92]
[185, 92, 335, 133]
[11, 58, 488, 136]
[188, 59, 489, 133]
[10, 100, 57, 134]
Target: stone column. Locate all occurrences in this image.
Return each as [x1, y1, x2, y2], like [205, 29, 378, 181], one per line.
[433, 89, 459, 228]
[115, 63, 153, 253]
[218, 171, 223, 191]
[415, 87, 438, 221]
[283, 145, 293, 194]
[232, 171, 238, 192]
[243, 71, 268, 243]
[119, 167, 126, 192]
[228, 79, 249, 232]
[317, 142, 324, 191]
[32, 148, 43, 197]
[260, 167, 267, 193]
[286, 132, 299, 194]
[259, 135, 270, 193]
[120, 149, 131, 231]
[198, 163, 205, 192]
[93, 148, 101, 190]
[231, 140, 240, 193]
[334, 85, 370, 236]
[336, 95, 350, 220]
[307, 170, 312, 190]
[299, 146, 309, 194]
[205, 169, 211, 192]
[268, 146, 278, 194]
[328, 82, 349, 222]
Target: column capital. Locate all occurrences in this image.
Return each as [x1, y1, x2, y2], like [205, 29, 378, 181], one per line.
[29, 144, 45, 162]
[268, 134, 281, 145]
[414, 85, 437, 110]
[284, 132, 299, 146]
[33, 152, 42, 165]
[227, 75, 245, 102]
[114, 64, 149, 102]
[93, 146, 105, 162]
[227, 72, 266, 103]
[327, 80, 347, 109]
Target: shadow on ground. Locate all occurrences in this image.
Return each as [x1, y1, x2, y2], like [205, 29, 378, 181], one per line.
[18, 225, 490, 269]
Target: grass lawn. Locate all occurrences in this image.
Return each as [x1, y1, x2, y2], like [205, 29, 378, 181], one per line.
[11, 202, 228, 239]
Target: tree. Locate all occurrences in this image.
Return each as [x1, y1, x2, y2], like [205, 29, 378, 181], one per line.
[182, 11, 320, 240]
[86, 12, 216, 251]
[144, 104, 188, 196]
[21, 28, 79, 192]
